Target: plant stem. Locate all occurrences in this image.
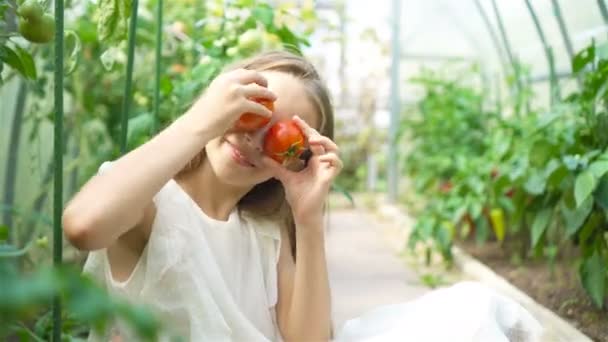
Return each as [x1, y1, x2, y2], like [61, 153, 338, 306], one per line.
[2, 80, 27, 243]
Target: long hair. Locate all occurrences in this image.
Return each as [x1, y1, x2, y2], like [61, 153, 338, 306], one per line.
[180, 50, 334, 259]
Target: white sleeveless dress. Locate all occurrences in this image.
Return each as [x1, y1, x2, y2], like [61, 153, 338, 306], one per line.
[83, 161, 283, 341]
[83, 161, 543, 342]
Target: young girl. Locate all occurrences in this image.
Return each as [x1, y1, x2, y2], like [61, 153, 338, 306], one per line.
[63, 51, 339, 341]
[64, 50, 543, 342]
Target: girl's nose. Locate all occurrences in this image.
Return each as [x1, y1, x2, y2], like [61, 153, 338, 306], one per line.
[245, 126, 269, 153]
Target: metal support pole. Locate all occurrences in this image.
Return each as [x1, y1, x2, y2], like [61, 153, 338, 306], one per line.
[52, 0, 65, 339]
[388, 0, 400, 202]
[490, 0, 523, 114]
[524, 0, 560, 104]
[338, 1, 347, 107]
[120, 0, 140, 153]
[153, 0, 163, 133]
[473, 0, 509, 79]
[551, 0, 575, 60]
[598, 0, 608, 26]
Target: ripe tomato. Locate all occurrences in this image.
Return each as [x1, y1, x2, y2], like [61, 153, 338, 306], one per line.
[263, 119, 306, 164]
[234, 98, 274, 131]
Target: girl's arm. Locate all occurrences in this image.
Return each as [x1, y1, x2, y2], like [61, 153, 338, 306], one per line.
[272, 117, 342, 341]
[277, 220, 332, 341]
[63, 69, 275, 251]
[62, 114, 214, 250]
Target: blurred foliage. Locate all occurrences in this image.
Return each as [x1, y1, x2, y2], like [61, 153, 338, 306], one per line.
[0, 254, 169, 341]
[1, 0, 322, 339]
[402, 41, 608, 309]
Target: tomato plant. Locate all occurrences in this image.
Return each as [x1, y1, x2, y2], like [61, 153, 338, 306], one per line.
[402, 41, 608, 309]
[263, 119, 306, 164]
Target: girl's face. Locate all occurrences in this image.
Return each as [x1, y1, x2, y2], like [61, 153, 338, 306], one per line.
[204, 71, 320, 188]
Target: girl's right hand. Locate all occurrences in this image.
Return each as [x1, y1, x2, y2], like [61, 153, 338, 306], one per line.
[185, 68, 276, 137]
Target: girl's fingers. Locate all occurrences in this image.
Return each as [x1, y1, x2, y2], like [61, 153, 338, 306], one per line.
[292, 115, 340, 153]
[261, 155, 292, 181]
[242, 99, 273, 119]
[292, 115, 321, 139]
[309, 135, 339, 153]
[310, 144, 325, 156]
[235, 69, 268, 87]
[242, 83, 276, 102]
[318, 152, 343, 170]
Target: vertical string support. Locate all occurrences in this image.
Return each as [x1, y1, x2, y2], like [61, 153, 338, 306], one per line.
[154, 0, 163, 133]
[52, 0, 65, 340]
[388, 0, 401, 202]
[120, 0, 140, 153]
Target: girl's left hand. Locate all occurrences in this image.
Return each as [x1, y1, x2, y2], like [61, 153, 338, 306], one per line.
[262, 116, 343, 229]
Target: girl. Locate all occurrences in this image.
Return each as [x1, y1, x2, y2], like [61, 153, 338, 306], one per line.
[64, 50, 543, 342]
[63, 50, 340, 341]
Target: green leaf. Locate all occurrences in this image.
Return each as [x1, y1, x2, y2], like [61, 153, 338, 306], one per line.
[252, 4, 274, 27]
[0, 225, 8, 242]
[524, 171, 546, 195]
[13, 45, 37, 79]
[127, 112, 154, 148]
[331, 183, 354, 206]
[547, 165, 569, 188]
[561, 196, 593, 236]
[0, 45, 27, 79]
[572, 44, 594, 73]
[579, 249, 606, 308]
[594, 176, 608, 210]
[579, 212, 602, 245]
[63, 30, 82, 75]
[589, 160, 608, 179]
[529, 139, 555, 168]
[531, 207, 552, 248]
[575, 171, 597, 207]
[97, 0, 119, 42]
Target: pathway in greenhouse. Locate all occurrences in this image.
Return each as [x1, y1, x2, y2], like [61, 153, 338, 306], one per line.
[326, 209, 430, 330]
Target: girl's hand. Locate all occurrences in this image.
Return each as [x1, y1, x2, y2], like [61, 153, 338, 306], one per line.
[263, 116, 343, 229]
[185, 68, 276, 137]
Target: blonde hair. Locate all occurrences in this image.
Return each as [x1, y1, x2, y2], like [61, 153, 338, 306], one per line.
[180, 50, 334, 258]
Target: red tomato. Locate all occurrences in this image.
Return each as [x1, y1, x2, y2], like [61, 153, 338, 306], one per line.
[439, 180, 453, 193]
[234, 98, 274, 131]
[263, 119, 306, 164]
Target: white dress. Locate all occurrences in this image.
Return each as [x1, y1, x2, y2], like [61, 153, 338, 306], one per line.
[83, 161, 283, 341]
[83, 162, 543, 342]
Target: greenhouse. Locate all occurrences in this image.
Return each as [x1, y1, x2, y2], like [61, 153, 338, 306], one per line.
[1, 0, 607, 341]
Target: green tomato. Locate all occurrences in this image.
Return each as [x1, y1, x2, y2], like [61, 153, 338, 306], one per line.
[17, 0, 43, 21]
[237, 29, 263, 52]
[226, 46, 239, 57]
[19, 13, 55, 44]
[202, 19, 222, 37]
[35, 236, 49, 248]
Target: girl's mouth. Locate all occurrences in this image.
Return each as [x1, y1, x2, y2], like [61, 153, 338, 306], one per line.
[226, 140, 256, 168]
